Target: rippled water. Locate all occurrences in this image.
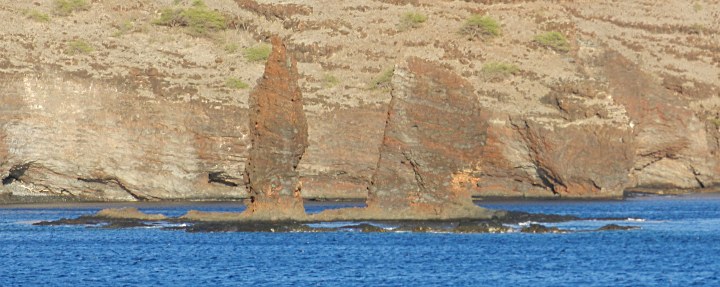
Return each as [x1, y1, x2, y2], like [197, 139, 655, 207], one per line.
[1, 195, 719, 286]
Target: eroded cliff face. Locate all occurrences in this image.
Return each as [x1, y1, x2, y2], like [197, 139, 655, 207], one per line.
[366, 57, 491, 218]
[1, 0, 719, 202]
[243, 37, 308, 219]
[0, 69, 248, 201]
[599, 50, 719, 190]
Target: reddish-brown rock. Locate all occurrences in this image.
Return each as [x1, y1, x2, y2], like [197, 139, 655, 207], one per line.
[599, 50, 720, 190]
[366, 57, 494, 219]
[242, 37, 308, 220]
[516, 120, 635, 197]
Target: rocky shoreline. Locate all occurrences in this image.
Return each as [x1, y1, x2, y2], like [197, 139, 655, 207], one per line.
[4, 188, 717, 206]
[34, 207, 639, 234]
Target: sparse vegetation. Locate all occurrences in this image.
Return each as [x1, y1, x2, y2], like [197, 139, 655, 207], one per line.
[53, 0, 90, 16]
[461, 15, 500, 40]
[399, 12, 427, 30]
[112, 20, 135, 37]
[481, 62, 520, 80]
[322, 74, 340, 88]
[534, 31, 570, 53]
[710, 118, 720, 127]
[26, 10, 50, 22]
[224, 43, 239, 53]
[226, 78, 249, 89]
[693, 2, 703, 12]
[243, 44, 272, 62]
[65, 40, 93, 55]
[153, 0, 227, 36]
[688, 24, 705, 35]
[371, 68, 395, 90]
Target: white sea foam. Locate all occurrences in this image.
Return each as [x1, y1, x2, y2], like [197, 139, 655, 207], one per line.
[626, 218, 646, 222]
[157, 223, 189, 228]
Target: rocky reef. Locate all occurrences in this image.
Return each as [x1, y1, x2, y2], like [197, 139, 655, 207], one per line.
[35, 207, 640, 234]
[1, 0, 719, 203]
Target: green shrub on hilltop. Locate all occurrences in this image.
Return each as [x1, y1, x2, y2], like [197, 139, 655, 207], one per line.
[226, 78, 249, 89]
[461, 15, 500, 40]
[481, 62, 519, 80]
[243, 45, 272, 62]
[534, 31, 570, 53]
[54, 0, 90, 16]
[693, 2, 703, 12]
[65, 40, 93, 55]
[26, 10, 51, 22]
[322, 74, 340, 88]
[112, 20, 136, 37]
[371, 68, 395, 90]
[399, 12, 428, 30]
[153, 0, 227, 36]
[224, 43, 239, 53]
[710, 118, 720, 127]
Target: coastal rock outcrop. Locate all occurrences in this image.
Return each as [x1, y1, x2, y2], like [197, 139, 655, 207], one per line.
[0, 69, 248, 202]
[242, 37, 308, 220]
[365, 57, 493, 219]
[514, 120, 635, 197]
[599, 50, 720, 190]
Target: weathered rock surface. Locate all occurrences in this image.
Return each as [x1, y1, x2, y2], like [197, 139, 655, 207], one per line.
[96, 207, 167, 220]
[0, 68, 249, 202]
[522, 74, 636, 197]
[1, 0, 719, 202]
[598, 224, 640, 231]
[242, 36, 308, 220]
[365, 57, 493, 218]
[520, 224, 566, 234]
[598, 50, 719, 190]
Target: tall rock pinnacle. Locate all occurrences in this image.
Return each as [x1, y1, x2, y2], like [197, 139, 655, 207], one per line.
[365, 57, 495, 219]
[243, 36, 308, 220]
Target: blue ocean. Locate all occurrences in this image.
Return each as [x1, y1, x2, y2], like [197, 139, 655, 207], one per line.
[1, 194, 719, 286]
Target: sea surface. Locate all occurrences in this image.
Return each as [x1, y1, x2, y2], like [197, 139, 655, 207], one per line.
[1, 194, 719, 286]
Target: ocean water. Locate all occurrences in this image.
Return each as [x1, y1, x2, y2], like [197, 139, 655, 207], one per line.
[1, 195, 719, 286]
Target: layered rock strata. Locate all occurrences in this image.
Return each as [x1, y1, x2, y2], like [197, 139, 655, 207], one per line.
[1, 0, 718, 203]
[365, 57, 494, 219]
[0, 68, 248, 202]
[242, 37, 309, 220]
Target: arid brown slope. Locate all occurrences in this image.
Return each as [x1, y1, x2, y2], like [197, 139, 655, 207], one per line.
[243, 37, 308, 220]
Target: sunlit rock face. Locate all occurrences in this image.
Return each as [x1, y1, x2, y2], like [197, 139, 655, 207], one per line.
[242, 37, 308, 220]
[366, 57, 493, 219]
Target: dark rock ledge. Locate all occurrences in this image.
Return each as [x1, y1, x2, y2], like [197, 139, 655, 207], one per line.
[34, 207, 639, 234]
